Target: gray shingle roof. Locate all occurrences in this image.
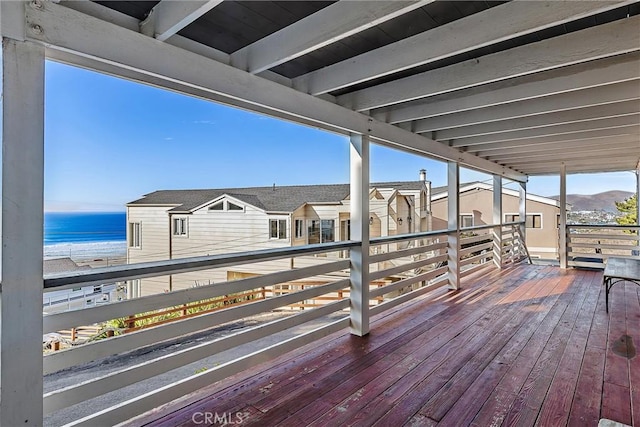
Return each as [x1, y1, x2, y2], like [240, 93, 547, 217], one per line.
[128, 181, 425, 213]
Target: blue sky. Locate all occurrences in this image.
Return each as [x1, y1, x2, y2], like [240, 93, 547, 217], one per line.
[45, 61, 637, 212]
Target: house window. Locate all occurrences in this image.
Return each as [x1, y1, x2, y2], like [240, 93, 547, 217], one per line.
[460, 214, 473, 228]
[270, 219, 287, 239]
[172, 217, 187, 236]
[228, 202, 243, 211]
[505, 214, 542, 228]
[308, 219, 335, 244]
[128, 222, 141, 248]
[209, 201, 223, 211]
[294, 219, 304, 239]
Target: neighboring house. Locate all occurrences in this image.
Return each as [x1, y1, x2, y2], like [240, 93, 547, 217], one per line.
[126, 174, 431, 296]
[430, 182, 566, 259]
[43, 258, 117, 312]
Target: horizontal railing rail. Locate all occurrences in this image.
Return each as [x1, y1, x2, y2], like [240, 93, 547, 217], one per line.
[44, 241, 359, 290]
[567, 224, 640, 268]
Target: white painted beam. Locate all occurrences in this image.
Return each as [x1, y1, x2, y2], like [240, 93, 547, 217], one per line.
[527, 165, 638, 175]
[25, 1, 526, 182]
[140, 0, 223, 41]
[490, 144, 634, 163]
[477, 137, 639, 159]
[450, 115, 640, 147]
[447, 162, 460, 290]
[520, 158, 638, 174]
[418, 81, 640, 134]
[502, 151, 636, 166]
[378, 54, 640, 124]
[465, 127, 639, 153]
[0, 38, 45, 427]
[295, 0, 630, 95]
[350, 133, 370, 337]
[338, 15, 640, 111]
[435, 100, 640, 141]
[231, 0, 433, 74]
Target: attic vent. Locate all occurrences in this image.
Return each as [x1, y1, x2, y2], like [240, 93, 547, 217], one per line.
[228, 202, 243, 211]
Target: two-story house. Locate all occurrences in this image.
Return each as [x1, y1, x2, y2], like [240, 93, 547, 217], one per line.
[126, 172, 431, 296]
[430, 182, 566, 260]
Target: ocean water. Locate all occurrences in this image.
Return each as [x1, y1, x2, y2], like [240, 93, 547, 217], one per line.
[44, 212, 127, 259]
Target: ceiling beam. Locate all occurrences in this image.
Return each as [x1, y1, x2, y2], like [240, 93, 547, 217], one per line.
[522, 161, 638, 175]
[485, 141, 639, 161]
[140, 0, 223, 42]
[376, 54, 640, 124]
[475, 136, 639, 158]
[338, 15, 640, 111]
[294, 0, 631, 96]
[434, 101, 640, 141]
[230, 0, 433, 74]
[450, 115, 640, 147]
[417, 81, 640, 134]
[465, 127, 639, 153]
[26, 1, 526, 182]
[502, 151, 635, 166]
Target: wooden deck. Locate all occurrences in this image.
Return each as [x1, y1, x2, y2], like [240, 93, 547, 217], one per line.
[138, 264, 639, 427]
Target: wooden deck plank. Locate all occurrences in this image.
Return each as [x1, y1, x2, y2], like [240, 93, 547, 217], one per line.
[499, 269, 595, 426]
[308, 269, 554, 427]
[252, 267, 540, 426]
[356, 267, 557, 427]
[567, 274, 610, 427]
[535, 270, 602, 427]
[600, 279, 633, 426]
[469, 271, 580, 424]
[145, 285, 456, 426]
[136, 264, 635, 427]
[419, 268, 574, 423]
[625, 282, 639, 427]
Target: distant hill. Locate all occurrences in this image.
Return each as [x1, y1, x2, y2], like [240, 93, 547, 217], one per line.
[551, 190, 634, 213]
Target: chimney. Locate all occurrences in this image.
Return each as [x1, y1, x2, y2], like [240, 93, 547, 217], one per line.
[419, 169, 427, 182]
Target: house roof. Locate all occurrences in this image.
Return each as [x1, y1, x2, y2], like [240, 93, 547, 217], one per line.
[431, 181, 563, 208]
[128, 181, 426, 213]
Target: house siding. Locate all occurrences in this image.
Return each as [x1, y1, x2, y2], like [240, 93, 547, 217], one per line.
[430, 187, 560, 259]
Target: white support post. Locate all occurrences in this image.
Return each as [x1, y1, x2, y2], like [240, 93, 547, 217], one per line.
[447, 162, 460, 290]
[0, 39, 45, 426]
[559, 164, 568, 268]
[635, 167, 639, 258]
[518, 180, 527, 259]
[492, 175, 503, 268]
[349, 134, 370, 336]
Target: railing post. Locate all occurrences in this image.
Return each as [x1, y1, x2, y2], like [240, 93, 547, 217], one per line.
[447, 162, 460, 290]
[492, 176, 503, 268]
[559, 164, 568, 268]
[518, 180, 527, 260]
[0, 38, 45, 426]
[349, 133, 370, 336]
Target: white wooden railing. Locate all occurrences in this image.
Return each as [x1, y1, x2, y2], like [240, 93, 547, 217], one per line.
[567, 224, 640, 269]
[42, 226, 527, 426]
